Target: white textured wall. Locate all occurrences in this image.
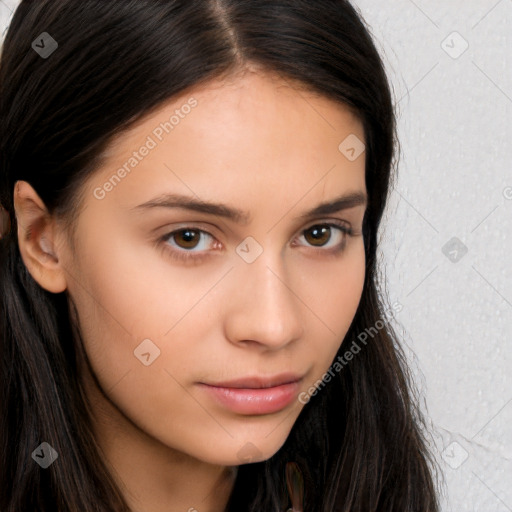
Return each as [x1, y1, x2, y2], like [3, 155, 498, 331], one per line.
[1, 1, 510, 510]
[353, 2, 511, 511]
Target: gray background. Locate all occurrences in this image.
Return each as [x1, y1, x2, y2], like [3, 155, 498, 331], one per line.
[1, 0, 510, 510]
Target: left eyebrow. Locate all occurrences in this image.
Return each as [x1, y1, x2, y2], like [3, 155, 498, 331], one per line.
[130, 191, 367, 224]
[298, 191, 367, 219]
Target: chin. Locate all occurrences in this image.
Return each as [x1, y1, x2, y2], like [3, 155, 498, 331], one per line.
[191, 432, 290, 466]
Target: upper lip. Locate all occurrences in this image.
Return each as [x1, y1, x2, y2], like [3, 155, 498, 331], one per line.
[203, 373, 304, 389]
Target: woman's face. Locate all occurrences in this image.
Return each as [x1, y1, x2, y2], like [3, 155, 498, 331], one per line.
[59, 69, 367, 465]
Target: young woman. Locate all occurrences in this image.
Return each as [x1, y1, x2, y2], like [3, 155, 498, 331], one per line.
[0, 1, 440, 510]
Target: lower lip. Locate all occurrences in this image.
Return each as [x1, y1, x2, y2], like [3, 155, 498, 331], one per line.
[199, 381, 300, 415]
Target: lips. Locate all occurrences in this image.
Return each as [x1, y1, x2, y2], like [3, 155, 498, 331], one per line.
[198, 373, 305, 415]
[206, 373, 303, 389]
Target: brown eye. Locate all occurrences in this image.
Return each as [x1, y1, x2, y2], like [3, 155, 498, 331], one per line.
[303, 225, 333, 247]
[159, 227, 218, 264]
[173, 229, 202, 249]
[296, 223, 352, 252]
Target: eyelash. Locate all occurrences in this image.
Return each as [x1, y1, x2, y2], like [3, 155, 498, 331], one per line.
[157, 222, 355, 265]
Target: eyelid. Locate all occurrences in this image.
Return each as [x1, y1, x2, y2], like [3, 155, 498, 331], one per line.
[302, 218, 352, 230]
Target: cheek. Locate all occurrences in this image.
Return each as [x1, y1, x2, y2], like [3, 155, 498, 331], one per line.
[66, 234, 187, 384]
[67, 236, 220, 439]
[70, 227, 213, 332]
[66, 230, 238, 410]
[301, 239, 365, 322]
[298, 241, 365, 375]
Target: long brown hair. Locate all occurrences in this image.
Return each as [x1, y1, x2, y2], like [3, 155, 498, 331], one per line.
[0, 1, 440, 510]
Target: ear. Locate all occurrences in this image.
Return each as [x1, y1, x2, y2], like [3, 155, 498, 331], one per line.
[13, 180, 68, 293]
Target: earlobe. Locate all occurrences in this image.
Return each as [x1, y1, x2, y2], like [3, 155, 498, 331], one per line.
[13, 181, 68, 294]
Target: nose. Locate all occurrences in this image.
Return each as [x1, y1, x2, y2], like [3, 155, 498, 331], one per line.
[223, 252, 304, 351]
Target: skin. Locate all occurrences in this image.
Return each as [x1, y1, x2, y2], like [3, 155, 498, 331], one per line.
[14, 67, 367, 512]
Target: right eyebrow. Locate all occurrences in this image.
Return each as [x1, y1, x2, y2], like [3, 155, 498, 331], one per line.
[130, 193, 252, 225]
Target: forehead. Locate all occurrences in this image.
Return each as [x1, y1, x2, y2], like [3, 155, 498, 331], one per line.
[86, 69, 366, 211]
